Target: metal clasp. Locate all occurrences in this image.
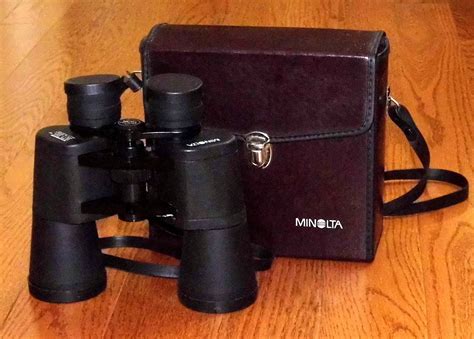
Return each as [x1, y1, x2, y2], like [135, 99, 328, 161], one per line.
[387, 86, 400, 109]
[245, 131, 272, 169]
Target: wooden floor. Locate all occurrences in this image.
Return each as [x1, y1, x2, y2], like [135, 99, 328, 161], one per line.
[0, 0, 473, 337]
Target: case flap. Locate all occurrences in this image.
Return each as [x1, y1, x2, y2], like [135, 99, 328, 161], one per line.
[141, 24, 387, 141]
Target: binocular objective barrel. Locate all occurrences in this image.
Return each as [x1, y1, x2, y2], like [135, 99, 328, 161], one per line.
[29, 218, 106, 303]
[29, 126, 115, 302]
[153, 129, 258, 313]
[29, 73, 127, 302]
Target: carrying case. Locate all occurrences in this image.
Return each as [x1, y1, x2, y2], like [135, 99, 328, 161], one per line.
[140, 24, 468, 262]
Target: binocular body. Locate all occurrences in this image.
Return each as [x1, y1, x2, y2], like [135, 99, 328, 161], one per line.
[28, 73, 262, 313]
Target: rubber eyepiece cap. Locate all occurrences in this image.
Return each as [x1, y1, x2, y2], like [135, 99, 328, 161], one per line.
[146, 73, 203, 129]
[65, 74, 125, 129]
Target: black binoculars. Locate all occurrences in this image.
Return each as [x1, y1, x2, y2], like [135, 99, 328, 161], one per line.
[28, 72, 271, 313]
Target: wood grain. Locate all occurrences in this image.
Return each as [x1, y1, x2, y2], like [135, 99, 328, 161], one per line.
[0, 0, 472, 337]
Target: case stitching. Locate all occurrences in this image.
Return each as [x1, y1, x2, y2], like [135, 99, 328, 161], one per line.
[365, 122, 374, 260]
[365, 55, 374, 260]
[270, 34, 384, 142]
[364, 32, 384, 261]
[142, 26, 383, 143]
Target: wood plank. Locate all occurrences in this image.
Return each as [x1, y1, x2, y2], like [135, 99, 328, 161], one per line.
[405, 4, 474, 337]
[449, 0, 474, 91]
[0, 0, 22, 21]
[348, 2, 473, 337]
[357, 2, 473, 337]
[0, 0, 151, 334]
[0, 0, 74, 79]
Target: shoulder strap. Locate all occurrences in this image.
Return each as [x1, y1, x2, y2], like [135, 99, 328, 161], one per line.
[99, 236, 180, 278]
[99, 229, 274, 278]
[383, 98, 469, 216]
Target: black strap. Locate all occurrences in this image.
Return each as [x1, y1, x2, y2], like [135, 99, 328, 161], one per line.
[100, 236, 180, 278]
[100, 232, 274, 278]
[384, 168, 469, 215]
[383, 102, 469, 216]
[251, 243, 274, 271]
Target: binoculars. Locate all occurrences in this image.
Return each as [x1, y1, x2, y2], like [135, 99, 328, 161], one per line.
[28, 72, 270, 313]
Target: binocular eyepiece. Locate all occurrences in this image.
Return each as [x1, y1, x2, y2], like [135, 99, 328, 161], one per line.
[147, 73, 204, 130]
[64, 72, 203, 131]
[65, 74, 127, 129]
[28, 72, 268, 313]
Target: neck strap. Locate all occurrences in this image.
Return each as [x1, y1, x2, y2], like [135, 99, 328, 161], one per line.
[383, 99, 468, 216]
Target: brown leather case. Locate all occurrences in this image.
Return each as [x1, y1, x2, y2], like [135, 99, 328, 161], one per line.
[140, 24, 390, 261]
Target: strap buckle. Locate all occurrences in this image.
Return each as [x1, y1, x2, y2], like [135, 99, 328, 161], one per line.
[388, 95, 401, 109]
[387, 94, 417, 142]
[387, 86, 400, 109]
